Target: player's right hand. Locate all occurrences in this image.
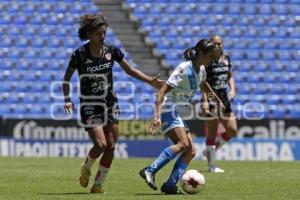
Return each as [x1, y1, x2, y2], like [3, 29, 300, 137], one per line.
[201, 102, 210, 115]
[148, 117, 161, 135]
[64, 101, 74, 115]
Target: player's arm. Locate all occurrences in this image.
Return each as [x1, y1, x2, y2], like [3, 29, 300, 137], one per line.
[201, 91, 210, 115]
[149, 83, 173, 134]
[62, 64, 76, 114]
[228, 70, 236, 101]
[119, 59, 164, 89]
[200, 81, 225, 109]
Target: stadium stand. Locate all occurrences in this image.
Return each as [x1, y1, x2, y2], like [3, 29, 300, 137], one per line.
[124, 0, 300, 119]
[0, 0, 155, 119]
[0, 0, 299, 119]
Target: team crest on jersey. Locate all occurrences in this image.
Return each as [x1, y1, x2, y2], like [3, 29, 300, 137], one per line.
[86, 117, 92, 125]
[105, 52, 112, 61]
[178, 67, 185, 76]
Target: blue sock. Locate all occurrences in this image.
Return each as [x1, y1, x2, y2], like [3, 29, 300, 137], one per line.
[147, 147, 176, 174]
[165, 157, 188, 187]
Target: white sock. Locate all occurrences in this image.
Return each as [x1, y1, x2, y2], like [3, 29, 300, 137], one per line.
[84, 155, 96, 170]
[206, 145, 216, 168]
[216, 136, 227, 151]
[94, 165, 110, 186]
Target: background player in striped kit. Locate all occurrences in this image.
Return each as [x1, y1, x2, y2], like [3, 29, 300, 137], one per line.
[202, 35, 238, 173]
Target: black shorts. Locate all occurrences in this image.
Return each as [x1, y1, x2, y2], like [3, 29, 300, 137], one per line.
[204, 90, 232, 116]
[80, 101, 120, 131]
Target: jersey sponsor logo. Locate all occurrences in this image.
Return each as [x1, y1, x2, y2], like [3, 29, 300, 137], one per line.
[91, 81, 111, 93]
[84, 59, 93, 64]
[212, 66, 229, 73]
[179, 67, 185, 75]
[87, 62, 111, 73]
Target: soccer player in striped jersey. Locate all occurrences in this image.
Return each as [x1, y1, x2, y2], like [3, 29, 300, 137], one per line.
[63, 13, 163, 193]
[202, 35, 238, 173]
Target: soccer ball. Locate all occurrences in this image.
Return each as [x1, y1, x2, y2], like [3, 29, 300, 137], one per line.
[180, 169, 205, 194]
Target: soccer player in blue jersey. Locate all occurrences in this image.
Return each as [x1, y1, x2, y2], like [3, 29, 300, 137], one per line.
[202, 35, 238, 173]
[139, 39, 225, 194]
[63, 14, 163, 193]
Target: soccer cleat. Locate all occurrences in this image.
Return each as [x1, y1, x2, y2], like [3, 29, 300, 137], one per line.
[139, 168, 158, 190]
[209, 166, 225, 173]
[90, 184, 105, 194]
[79, 164, 91, 188]
[161, 182, 181, 194]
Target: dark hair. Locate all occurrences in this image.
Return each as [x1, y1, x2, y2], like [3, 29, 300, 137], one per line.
[184, 39, 216, 60]
[78, 13, 108, 41]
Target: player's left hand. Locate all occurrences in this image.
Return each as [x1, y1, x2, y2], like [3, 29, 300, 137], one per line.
[149, 74, 165, 89]
[148, 117, 161, 135]
[229, 92, 236, 102]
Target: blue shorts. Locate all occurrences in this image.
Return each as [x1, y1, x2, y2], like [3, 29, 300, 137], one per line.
[161, 111, 190, 134]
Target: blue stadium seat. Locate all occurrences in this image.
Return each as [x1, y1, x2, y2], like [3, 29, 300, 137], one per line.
[22, 95, 37, 104]
[263, 75, 277, 84]
[246, 51, 260, 60]
[271, 106, 287, 119]
[7, 26, 21, 36]
[237, 84, 251, 94]
[255, 62, 269, 72]
[46, 15, 59, 25]
[23, 26, 37, 36]
[14, 15, 28, 25]
[262, 51, 276, 60]
[230, 51, 244, 60]
[265, 95, 281, 105]
[31, 38, 45, 48]
[38, 3, 52, 13]
[258, 4, 273, 15]
[0, 15, 13, 25]
[283, 95, 297, 105]
[243, 5, 257, 15]
[268, 84, 284, 95]
[70, 3, 85, 14]
[278, 51, 292, 61]
[0, 105, 11, 115]
[288, 106, 300, 118]
[30, 83, 47, 93]
[0, 37, 13, 47]
[228, 4, 242, 15]
[254, 85, 268, 95]
[23, 3, 36, 14]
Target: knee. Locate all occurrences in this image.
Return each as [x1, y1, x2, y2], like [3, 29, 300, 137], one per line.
[106, 142, 116, 151]
[228, 127, 238, 137]
[177, 141, 191, 152]
[94, 140, 107, 151]
[190, 147, 196, 158]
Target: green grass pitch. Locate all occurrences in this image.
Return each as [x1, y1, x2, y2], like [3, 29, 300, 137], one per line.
[0, 157, 299, 200]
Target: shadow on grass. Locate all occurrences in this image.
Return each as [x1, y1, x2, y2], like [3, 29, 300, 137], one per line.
[37, 192, 90, 195]
[135, 193, 184, 196]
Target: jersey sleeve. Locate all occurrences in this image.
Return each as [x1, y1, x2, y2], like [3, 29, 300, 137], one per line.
[199, 66, 206, 82]
[225, 54, 232, 69]
[68, 50, 79, 70]
[110, 46, 124, 62]
[166, 63, 186, 88]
